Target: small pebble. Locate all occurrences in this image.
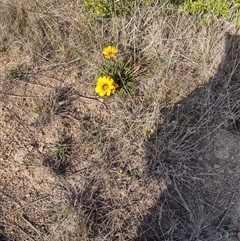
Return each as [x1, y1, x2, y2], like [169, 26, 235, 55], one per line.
[214, 164, 221, 169]
[237, 232, 240, 240]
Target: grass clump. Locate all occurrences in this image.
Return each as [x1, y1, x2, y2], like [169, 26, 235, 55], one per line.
[83, 0, 113, 18]
[83, 0, 156, 18]
[95, 46, 139, 97]
[176, 0, 240, 28]
[83, 0, 136, 18]
[51, 142, 69, 161]
[43, 138, 72, 176]
[181, 0, 231, 17]
[32, 87, 70, 123]
[102, 58, 135, 93]
[7, 64, 25, 80]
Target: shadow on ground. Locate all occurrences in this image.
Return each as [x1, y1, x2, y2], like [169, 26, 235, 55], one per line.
[135, 33, 240, 240]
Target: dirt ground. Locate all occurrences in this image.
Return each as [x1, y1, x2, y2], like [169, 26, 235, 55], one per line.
[0, 47, 167, 240]
[1, 4, 240, 240]
[1, 49, 240, 241]
[0, 49, 111, 240]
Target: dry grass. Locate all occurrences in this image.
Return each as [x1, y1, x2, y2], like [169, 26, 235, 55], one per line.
[0, 0, 240, 240]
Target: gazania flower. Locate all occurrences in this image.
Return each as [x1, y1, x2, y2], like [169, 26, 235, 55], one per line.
[102, 46, 118, 59]
[95, 76, 118, 97]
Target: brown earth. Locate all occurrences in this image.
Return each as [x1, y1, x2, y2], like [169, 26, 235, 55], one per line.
[0, 48, 166, 240]
[1, 6, 240, 241]
[1, 51, 240, 240]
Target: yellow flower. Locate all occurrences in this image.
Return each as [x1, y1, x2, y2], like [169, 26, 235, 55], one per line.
[102, 46, 118, 59]
[95, 76, 118, 97]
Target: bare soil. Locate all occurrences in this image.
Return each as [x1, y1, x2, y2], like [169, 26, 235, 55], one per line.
[1, 48, 240, 241]
[1, 2, 240, 241]
[0, 48, 166, 240]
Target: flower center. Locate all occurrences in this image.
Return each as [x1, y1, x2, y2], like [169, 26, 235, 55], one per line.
[102, 84, 108, 90]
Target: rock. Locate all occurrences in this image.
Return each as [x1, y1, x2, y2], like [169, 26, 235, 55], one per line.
[14, 149, 26, 162]
[237, 232, 240, 240]
[198, 156, 203, 161]
[38, 144, 44, 153]
[214, 164, 221, 169]
[212, 130, 240, 160]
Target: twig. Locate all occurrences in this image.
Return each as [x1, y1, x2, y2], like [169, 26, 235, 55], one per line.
[0, 91, 45, 99]
[73, 94, 107, 108]
[0, 220, 35, 241]
[0, 191, 21, 208]
[217, 182, 239, 229]
[0, 191, 48, 218]
[21, 215, 43, 240]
